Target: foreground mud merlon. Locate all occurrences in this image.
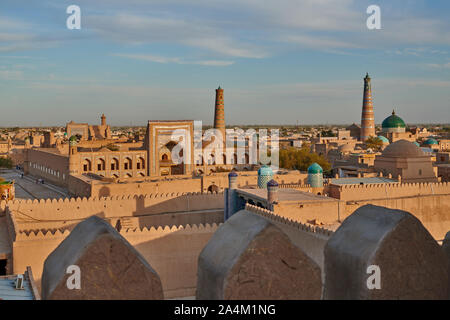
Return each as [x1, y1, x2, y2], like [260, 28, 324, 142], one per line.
[196, 210, 322, 300]
[324, 204, 448, 300]
[41, 215, 164, 300]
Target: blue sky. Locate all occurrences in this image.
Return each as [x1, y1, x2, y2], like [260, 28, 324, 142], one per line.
[0, 0, 449, 126]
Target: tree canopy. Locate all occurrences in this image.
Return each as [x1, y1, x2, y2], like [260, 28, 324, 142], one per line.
[365, 136, 384, 151]
[279, 146, 330, 172]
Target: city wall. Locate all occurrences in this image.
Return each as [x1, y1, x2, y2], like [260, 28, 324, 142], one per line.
[73, 170, 308, 198]
[8, 192, 224, 226]
[341, 194, 450, 241]
[11, 219, 220, 298]
[329, 181, 450, 201]
[26, 149, 69, 187]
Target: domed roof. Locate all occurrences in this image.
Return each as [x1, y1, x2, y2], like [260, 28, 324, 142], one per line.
[381, 139, 425, 158]
[338, 144, 354, 153]
[308, 163, 323, 174]
[382, 110, 406, 129]
[424, 138, 438, 145]
[258, 165, 273, 176]
[377, 136, 389, 144]
[413, 141, 420, 147]
[267, 179, 279, 187]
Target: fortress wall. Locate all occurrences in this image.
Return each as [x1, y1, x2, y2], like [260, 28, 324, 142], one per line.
[27, 149, 69, 187]
[335, 181, 450, 201]
[121, 223, 221, 299]
[274, 201, 340, 224]
[68, 175, 92, 197]
[72, 171, 307, 198]
[12, 222, 220, 299]
[341, 194, 450, 241]
[12, 230, 69, 292]
[202, 172, 308, 192]
[7, 192, 224, 225]
[90, 178, 202, 198]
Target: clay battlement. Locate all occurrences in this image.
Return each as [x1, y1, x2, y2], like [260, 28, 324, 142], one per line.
[119, 222, 222, 236]
[335, 181, 450, 200]
[245, 203, 334, 237]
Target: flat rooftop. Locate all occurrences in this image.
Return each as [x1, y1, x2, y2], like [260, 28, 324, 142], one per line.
[330, 177, 398, 185]
[236, 188, 335, 203]
[0, 276, 35, 300]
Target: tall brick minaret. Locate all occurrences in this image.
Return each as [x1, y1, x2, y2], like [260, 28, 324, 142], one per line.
[360, 73, 375, 141]
[213, 86, 225, 139]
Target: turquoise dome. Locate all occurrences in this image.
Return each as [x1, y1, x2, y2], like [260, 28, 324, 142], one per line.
[258, 165, 273, 176]
[377, 136, 389, 144]
[307, 163, 323, 174]
[257, 165, 274, 189]
[382, 110, 406, 129]
[424, 138, 438, 145]
[413, 142, 420, 147]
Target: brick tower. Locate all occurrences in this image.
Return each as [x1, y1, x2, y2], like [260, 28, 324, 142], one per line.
[213, 86, 225, 140]
[360, 73, 375, 141]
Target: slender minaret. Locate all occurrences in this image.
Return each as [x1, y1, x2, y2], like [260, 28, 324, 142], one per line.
[213, 86, 225, 140]
[360, 73, 375, 141]
[101, 114, 106, 126]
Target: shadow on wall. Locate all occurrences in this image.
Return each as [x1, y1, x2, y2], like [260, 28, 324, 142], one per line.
[99, 186, 110, 198]
[130, 226, 218, 299]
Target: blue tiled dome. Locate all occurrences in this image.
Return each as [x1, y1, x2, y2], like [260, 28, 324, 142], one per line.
[377, 136, 389, 144]
[424, 138, 438, 145]
[307, 163, 323, 174]
[258, 165, 274, 189]
[267, 179, 279, 187]
[258, 165, 273, 176]
[228, 171, 238, 177]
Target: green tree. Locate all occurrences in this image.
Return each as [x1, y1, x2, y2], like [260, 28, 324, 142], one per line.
[0, 157, 13, 169]
[279, 146, 330, 172]
[365, 136, 384, 151]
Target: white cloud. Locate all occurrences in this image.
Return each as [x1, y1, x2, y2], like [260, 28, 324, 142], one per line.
[0, 70, 23, 80]
[113, 53, 234, 66]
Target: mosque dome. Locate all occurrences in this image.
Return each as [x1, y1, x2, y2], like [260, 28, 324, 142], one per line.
[258, 165, 273, 176]
[424, 138, 438, 145]
[413, 142, 420, 147]
[307, 163, 323, 174]
[257, 165, 274, 189]
[267, 179, 279, 187]
[377, 136, 389, 144]
[338, 144, 354, 153]
[381, 139, 424, 158]
[382, 110, 406, 132]
[228, 171, 238, 177]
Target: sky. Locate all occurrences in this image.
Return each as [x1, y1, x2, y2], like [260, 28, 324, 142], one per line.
[0, 0, 449, 126]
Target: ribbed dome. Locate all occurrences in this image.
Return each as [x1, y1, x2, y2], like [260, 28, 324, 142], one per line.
[258, 165, 273, 176]
[381, 139, 424, 157]
[424, 138, 438, 145]
[382, 110, 406, 129]
[377, 136, 389, 144]
[308, 163, 323, 174]
[267, 179, 279, 187]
